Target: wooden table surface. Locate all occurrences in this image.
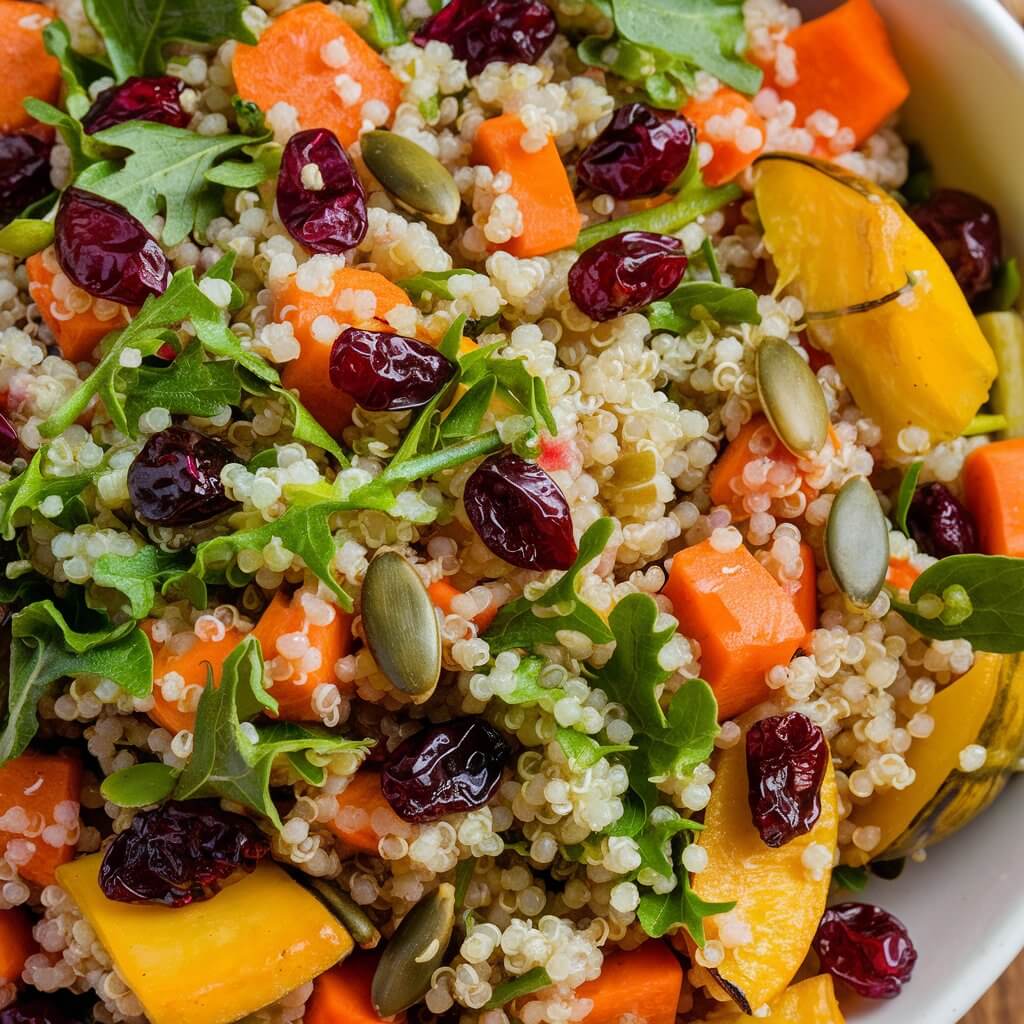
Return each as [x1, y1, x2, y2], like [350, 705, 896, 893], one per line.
[960, 953, 1024, 1022]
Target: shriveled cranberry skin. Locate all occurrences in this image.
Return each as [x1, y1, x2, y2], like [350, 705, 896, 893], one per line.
[413, 0, 556, 75]
[277, 128, 367, 254]
[909, 189, 1001, 301]
[0, 997, 82, 1024]
[127, 426, 239, 527]
[746, 712, 828, 848]
[464, 452, 577, 571]
[329, 327, 456, 411]
[99, 800, 270, 907]
[382, 718, 510, 823]
[814, 902, 917, 999]
[0, 413, 18, 462]
[577, 104, 695, 200]
[0, 133, 52, 224]
[55, 188, 169, 306]
[569, 231, 688, 322]
[82, 76, 190, 134]
[906, 481, 977, 558]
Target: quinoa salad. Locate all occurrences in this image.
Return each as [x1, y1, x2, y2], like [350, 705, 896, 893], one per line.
[0, 0, 1021, 1022]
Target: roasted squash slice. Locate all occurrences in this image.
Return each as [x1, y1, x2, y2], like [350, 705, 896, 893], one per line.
[698, 974, 844, 1023]
[844, 652, 1024, 865]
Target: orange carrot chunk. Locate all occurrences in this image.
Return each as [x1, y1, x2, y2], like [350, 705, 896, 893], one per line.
[275, 267, 410, 438]
[250, 588, 353, 720]
[307, 954, 402, 1024]
[964, 438, 1024, 557]
[577, 942, 683, 1024]
[0, 2, 60, 132]
[886, 557, 920, 592]
[428, 579, 498, 631]
[764, 0, 909, 147]
[0, 906, 36, 984]
[0, 751, 81, 887]
[27, 251, 131, 364]
[470, 114, 581, 258]
[682, 88, 766, 187]
[791, 542, 818, 639]
[232, 5, 402, 147]
[662, 539, 806, 721]
[327, 771, 407, 855]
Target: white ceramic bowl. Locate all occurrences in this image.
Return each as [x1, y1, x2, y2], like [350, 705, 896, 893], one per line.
[830, 1, 1024, 1019]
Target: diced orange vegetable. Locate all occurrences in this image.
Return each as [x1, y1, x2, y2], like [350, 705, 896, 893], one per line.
[0, 907, 36, 984]
[662, 539, 806, 721]
[250, 588, 353, 719]
[275, 268, 410, 438]
[428, 579, 498, 631]
[232, 4, 401, 147]
[682, 88, 766, 187]
[0, 2, 60, 132]
[142, 622, 245, 734]
[327, 771, 407, 855]
[964, 439, 1024, 557]
[0, 751, 81, 887]
[791, 542, 817, 639]
[306, 954, 401, 1024]
[761, 0, 909, 147]
[27, 251, 130, 364]
[577, 943, 683, 1024]
[886, 557, 920, 592]
[470, 114, 581, 258]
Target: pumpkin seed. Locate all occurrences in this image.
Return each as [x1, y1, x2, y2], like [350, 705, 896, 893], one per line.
[362, 550, 442, 701]
[825, 476, 890, 606]
[372, 883, 455, 1016]
[361, 131, 461, 226]
[755, 336, 829, 457]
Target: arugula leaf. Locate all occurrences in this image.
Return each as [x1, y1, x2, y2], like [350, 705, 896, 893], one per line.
[397, 269, 475, 301]
[0, 602, 152, 764]
[485, 519, 616, 653]
[101, 762, 178, 807]
[92, 545, 190, 618]
[205, 142, 282, 189]
[895, 460, 923, 537]
[83, 0, 255, 81]
[22, 98, 109, 177]
[460, 350, 558, 436]
[983, 258, 1022, 312]
[637, 848, 735, 944]
[555, 728, 635, 771]
[483, 968, 553, 1010]
[0, 448, 99, 540]
[439, 376, 496, 441]
[645, 678, 720, 777]
[832, 864, 869, 893]
[634, 809, 702, 881]
[647, 281, 761, 335]
[43, 20, 108, 115]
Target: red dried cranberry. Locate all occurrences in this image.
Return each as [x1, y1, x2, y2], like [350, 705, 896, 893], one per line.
[55, 188, 169, 306]
[382, 718, 510, 823]
[746, 712, 828, 848]
[0, 133, 52, 224]
[329, 327, 455, 411]
[99, 800, 270, 907]
[82, 76, 190, 134]
[414, 0, 556, 75]
[577, 104, 695, 199]
[813, 902, 917, 999]
[906, 481, 977, 558]
[0, 412, 18, 463]
[0, 997, 81, 1024]
[568, 231, 688, 322]
[127, 426, 239, 527]
[277, 128, 367, 254]
[463, 451, 577, 571]
[909, 189, 1001, 302]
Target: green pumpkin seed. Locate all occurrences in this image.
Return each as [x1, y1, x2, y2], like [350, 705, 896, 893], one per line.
[825, 476, 890, 607]
[372, 883, 455, 1016]
[362, 131, 461, 226]
[362, 550, 442, 701]
[755, 336, 829, 457]
[291, 875, 381, 949]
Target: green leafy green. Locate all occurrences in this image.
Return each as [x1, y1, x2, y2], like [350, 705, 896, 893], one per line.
[700, 237, 722, 284]
[22, 98, 109, 177]
[555, 728, 635, 771]
[83, 0, 255, 81]
[100, 762, 178, 807]
[397, 269, 475, 301]
[647, 281, 761, 335]
[634, 810, 701, 880]
[205, 142, 282, 189]
[459, 347, 557, 436]
[894, 460, 923, 537]
[363, 0, 408, 47]
[93, 546, 190, 618]
[439, 376, 495, 441]
[0, 602, 152, 764]
[0, 448, 100, 540]
[832, 864, 869, 893]
[984, 258, 1022, 312]
[483, 968, 553, 1010]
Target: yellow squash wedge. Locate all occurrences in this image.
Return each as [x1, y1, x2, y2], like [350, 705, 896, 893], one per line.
[699, 974, 845, 1023]
[754, 154, 997, 456]
[57, 857, 353, 1024]
[692, 711, 838, 1013]
[844, 652, 1024, 865]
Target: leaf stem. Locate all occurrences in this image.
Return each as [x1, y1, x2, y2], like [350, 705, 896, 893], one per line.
[372, 429, 504, 490]
[964, 413, 1008, 436]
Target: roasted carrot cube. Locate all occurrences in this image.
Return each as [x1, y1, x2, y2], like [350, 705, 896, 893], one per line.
[683, 88, 765, 187]
[0, 907, 36, 984]
[576, 942, 683, 1024]
[964, 438, 1024, 556]
[307, 954, 400, 1024]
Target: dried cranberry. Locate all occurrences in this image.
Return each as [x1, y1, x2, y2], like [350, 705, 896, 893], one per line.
[414, 0, 556, 75]
[82, 76, 190, 134]
[568, 231, 688, 322]
[577, 104, 695, 200]
[99, 800, 270, 907]
[906, 481, 977, 558]
[276, 128, 367, 254]
[463, 451, 577, 571]
[813, 902, 917, 999]
[909, 189, 1001, 302]
[127, 426, 239, 527]
[0, 133, 52, 224]
[0, 996, 83, 1024]
[0, 413, 18, 462]
[382, 718, 510, 822]
[746, 712, 828, 848]
[329, 327, 456, 411]
[54, 188, 169, 306]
